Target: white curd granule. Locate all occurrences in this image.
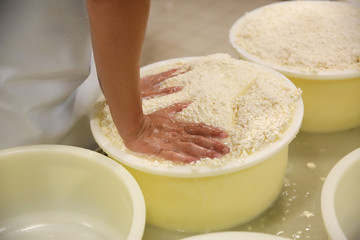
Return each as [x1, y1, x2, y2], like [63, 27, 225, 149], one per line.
[306, 162, 317, 170]
[99, 54, 301, 166]
[301, 210, 314, 219]
[234, 1, 360, 73]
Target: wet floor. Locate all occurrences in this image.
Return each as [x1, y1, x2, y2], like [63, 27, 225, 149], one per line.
[140, 0, 360, 239]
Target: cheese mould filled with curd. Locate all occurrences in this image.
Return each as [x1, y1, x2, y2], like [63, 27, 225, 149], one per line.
[230, 1, 360, 132]
[91, 54, 304, 232]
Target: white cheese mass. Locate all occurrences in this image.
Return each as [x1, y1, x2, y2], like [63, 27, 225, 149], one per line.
[99, 54, 302, 166]
[233, 1, 360, 73]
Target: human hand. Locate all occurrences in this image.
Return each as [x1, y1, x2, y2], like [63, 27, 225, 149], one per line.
[124, 102, 230, 164]
[140, 68, 188, 99]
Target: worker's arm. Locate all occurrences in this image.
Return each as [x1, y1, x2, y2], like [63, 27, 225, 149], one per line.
[86, 0, 229, 163]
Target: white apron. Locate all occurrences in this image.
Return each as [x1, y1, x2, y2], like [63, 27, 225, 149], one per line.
[0, 0, 101, 149]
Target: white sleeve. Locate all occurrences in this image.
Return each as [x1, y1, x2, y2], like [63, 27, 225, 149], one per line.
[0, 0, 101, 149]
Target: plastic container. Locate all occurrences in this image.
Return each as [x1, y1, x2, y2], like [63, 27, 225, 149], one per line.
[229, 1, 360, 133]
[180, 231, 290, 240]
[0, 145, 146, 240]
[321, 148, 360, 240]
[90, 57, 304, 233]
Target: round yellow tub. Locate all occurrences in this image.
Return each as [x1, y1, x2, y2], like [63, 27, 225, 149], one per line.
[0, 145, 146, 240]
[90, 58, 304, 233]
[229, 1, 360, 133]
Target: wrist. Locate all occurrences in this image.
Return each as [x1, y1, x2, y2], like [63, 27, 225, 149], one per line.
[114, 111, 147, 145]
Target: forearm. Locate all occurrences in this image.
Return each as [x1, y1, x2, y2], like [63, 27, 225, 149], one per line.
[87, 0, 150, 142]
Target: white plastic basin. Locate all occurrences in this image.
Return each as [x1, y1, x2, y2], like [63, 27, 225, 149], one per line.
[181, 231, 290, 240]
[0, 145, 146, 240]
[321, 148, 360, 240]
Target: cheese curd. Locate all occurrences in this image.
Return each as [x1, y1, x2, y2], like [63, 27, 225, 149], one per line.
[99, 54, 302, 166]
[233, 1, 360, 73]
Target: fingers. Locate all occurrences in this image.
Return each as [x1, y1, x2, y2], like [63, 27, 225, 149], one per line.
[183, 135, 230, 155]
[140, 67, 187, 99]
[148, 68, 178, 84]
[157, 141, 225, 164]
[162, 102, 191, 115]
[142, 86, 183, 99]
[175, 142, 222, 159]
[158, 150, 197, 164]
[184, 122, 228, 139]
[125, 105, 231, 164]
[158, 86, 183, 95]
[154, 68, 181, 83]
[155, 67, 188, 83]
[143, 67, 188, 85]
